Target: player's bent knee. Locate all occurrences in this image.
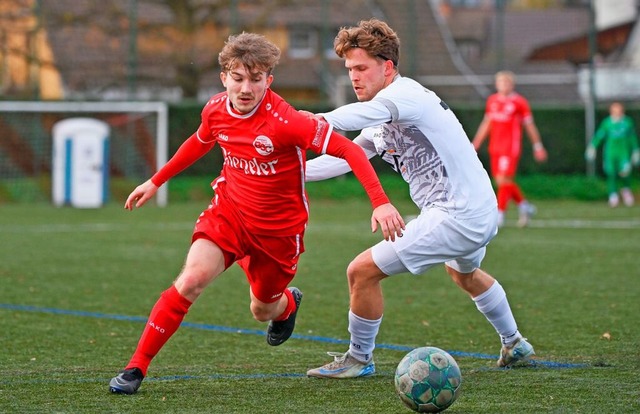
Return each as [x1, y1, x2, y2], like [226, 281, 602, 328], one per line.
[250, 301, 276, 322]
[174, 268, 216, 300]
[347, 255, 386, 286]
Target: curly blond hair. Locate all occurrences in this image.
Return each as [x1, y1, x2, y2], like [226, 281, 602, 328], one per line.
[333, 18, 400, 67]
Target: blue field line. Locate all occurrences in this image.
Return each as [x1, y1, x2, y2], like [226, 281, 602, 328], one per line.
[0, 372, 309, 386]
[1, 303, 587, 370]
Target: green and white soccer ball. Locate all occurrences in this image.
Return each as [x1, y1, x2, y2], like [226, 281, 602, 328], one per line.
[394, 346, 462, 413]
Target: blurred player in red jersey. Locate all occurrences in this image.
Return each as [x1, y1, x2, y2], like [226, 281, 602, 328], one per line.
[108, 32, 404, 395]
[472, 71, 547, 227]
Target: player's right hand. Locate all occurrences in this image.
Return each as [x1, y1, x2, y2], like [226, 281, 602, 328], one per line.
[371, 203, 405, 242]
[585, 146, 596, 161]
[124, 179, 158, 210]
[632, 150, 640, 166]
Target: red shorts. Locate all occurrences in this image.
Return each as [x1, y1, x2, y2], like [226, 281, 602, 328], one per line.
[490, 154, 520, 178]
[192, 195, 305, 304]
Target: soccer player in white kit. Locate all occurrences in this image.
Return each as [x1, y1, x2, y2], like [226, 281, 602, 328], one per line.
[305, 19, 535, 378]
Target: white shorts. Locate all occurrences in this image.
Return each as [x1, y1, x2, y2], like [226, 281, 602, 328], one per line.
[371, 207, 498, 276]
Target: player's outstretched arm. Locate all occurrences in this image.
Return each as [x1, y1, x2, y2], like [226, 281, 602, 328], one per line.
[371, 202, 405, 242]
[124, 179, 158, 210]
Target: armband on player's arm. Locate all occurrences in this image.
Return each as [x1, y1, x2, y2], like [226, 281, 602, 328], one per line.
[151, 133, 214, 186]
[325, 131, 389, 208]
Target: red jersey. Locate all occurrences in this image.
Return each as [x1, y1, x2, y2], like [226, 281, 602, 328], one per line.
[485, 92, 533, 157]
[198, 89, 334, 235]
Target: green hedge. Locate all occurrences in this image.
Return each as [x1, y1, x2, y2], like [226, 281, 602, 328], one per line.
[166, 173, 625, 203]
[167, 102, 640, 177]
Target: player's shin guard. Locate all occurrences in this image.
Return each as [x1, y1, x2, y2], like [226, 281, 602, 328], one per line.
[510, 183, 524, 204]
[126, 285, 192, 375]
[472, 281, 520, 346]
[496, 184, 511, 212]
[347, 310, 381, 363]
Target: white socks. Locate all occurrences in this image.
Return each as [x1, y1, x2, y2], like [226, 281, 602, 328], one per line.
[347, 281, 520, 360]
[473, 281, 521, 346]
[348, 310, 381, 363]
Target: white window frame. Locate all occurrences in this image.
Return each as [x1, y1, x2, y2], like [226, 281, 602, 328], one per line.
[288, 29, 318, 59]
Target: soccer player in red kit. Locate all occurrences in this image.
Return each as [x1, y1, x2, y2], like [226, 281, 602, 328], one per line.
[108, 32, 405, 395]
[472, 71, 547, 227]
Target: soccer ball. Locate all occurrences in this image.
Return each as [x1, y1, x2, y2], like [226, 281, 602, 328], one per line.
[394, 346, 462, 413]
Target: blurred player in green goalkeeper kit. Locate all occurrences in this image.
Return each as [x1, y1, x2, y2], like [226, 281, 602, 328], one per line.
[586, 101, 640, 207]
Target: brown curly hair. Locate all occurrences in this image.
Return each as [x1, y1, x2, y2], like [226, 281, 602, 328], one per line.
[333, 18, 400, 67]
[218, 33, 281, 75]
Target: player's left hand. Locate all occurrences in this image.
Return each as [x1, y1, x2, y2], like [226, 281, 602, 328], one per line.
[533, 144, 547, 162]
[298, 110, 325, 121]
[371, 203, 405, 242]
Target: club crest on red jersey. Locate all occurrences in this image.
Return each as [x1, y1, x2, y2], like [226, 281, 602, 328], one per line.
[254, 135, 274, 156]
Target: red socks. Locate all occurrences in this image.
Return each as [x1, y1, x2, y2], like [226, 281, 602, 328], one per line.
[497, 182, 525, 211]
[273, 288, 295, 322]
[510, 183, 524, 204]
[497, 184, 511, 211]
[126, 285, 192, 376]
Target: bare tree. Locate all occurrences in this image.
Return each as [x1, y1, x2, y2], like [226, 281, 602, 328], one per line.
[1, 0, 291, 100]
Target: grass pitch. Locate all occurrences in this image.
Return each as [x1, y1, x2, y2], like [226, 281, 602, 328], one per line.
[1, 195, 639, 413]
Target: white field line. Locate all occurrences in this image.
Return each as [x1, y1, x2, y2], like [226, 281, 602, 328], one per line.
[1, 218, 639, 234]
[517, 219, 640, 229]
[0, 222, 195, 233]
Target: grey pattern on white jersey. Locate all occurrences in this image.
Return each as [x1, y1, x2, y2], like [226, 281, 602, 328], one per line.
[367, 123, 452, 209]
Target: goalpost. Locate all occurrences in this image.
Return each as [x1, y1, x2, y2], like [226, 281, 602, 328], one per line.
[0, 101, 169, 206]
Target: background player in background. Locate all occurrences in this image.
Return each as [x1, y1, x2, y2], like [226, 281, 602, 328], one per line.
[586, 101, 640, 207]
[303, 19, 534, 379]
[108, 32, 404, 395]
[472, 71, 547, 228]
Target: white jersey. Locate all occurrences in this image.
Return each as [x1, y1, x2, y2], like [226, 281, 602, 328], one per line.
[306, 75, 496, 219]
